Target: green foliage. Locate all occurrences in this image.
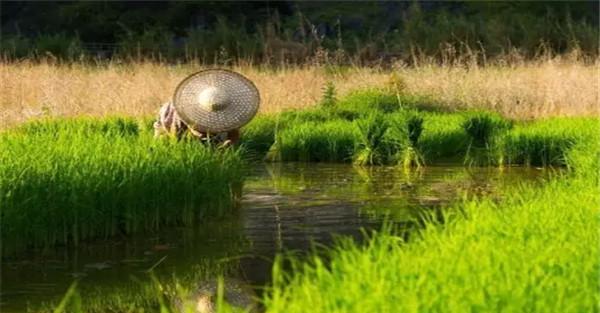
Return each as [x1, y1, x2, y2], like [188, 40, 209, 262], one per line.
[462, 112, 510, 148]
[1, 33, 83, 60]
[184, 16, 262, 63]
[338, 89, 400, 114]
[319, 81, 337, 108]
[462, 112, 511, 166]
[504, 117, 599, 168]
[417, 112, 468, 162]
[385, 112, 425, 168]
[0, 118, 244, 255]
[239, 114, 278, 158]
[354, 113, 389, 166]
[268, 120, 358, 162]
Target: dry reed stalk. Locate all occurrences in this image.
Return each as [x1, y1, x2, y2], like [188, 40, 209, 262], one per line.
[1, 57, 597, 129]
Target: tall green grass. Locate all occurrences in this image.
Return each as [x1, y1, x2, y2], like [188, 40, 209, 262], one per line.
[0, 117, 244, 255]
[263, 174, 599, 312]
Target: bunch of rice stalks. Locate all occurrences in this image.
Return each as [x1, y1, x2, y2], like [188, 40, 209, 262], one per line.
[462, 112, 511, 166]
[384, 112, 425, 168]
[319, 81, 337, 108]
[354, 113, 389, 166]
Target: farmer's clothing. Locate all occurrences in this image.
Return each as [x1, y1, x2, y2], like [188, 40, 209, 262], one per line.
[153, 101, 240, 145]
[153, 101, 188, 138]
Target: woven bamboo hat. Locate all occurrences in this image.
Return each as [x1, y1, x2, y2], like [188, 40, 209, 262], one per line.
[173, 69, 260, 133]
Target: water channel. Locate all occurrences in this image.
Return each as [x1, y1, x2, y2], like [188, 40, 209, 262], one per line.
[1, 163, 554, 311]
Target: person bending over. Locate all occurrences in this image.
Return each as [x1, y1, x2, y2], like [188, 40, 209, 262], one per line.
[153, 101, 240, 147]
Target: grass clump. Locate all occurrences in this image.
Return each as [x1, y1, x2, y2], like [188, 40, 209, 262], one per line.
[319, 81, 337, 109]
[385, 112, 425, 168]
[353, 113, 389, 166]
[336, 89, 400, 115]
[462, 112, 512, 166]
[240, 114, 278, 158]
[0, 118, 244, 255]
[268, 120, 358, 162]
[503, 117, 598, 168]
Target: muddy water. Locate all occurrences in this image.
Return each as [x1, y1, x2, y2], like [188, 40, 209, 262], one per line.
[1, 164, 552, 311]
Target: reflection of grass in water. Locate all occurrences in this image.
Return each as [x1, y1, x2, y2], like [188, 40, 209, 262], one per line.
[38, 260, 243, 313]
[0, 117, 244, 256]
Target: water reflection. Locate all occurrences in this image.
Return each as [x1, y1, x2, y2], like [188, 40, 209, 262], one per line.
[1, 163, 550, 311]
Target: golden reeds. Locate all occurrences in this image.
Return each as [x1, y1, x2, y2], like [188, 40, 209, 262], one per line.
[1, 55, 597, 129]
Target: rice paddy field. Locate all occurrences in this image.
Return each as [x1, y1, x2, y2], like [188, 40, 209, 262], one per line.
[1, 61, 599, 313]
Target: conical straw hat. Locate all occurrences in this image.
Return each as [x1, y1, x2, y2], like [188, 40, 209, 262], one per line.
[173, 69, 260, 133]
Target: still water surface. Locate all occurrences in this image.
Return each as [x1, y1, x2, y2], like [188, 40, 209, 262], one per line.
[1, 163, 552, 311]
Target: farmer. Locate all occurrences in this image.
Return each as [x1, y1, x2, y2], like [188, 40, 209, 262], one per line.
[154, 69, 260, 146]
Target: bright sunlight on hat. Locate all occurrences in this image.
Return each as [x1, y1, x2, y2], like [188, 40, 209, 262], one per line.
[173, 69, 260, 133]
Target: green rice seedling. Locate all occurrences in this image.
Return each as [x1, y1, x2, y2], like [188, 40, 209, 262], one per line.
[336, 89, 399, 114]
[385, 112, 425, 168]
[354, 113, 389, 166]
[240, 114, 278, 158]
[276, 108, 332, 125]
[462, 112, 511, 166]
[418, 112, 469, 162]
[0, 118, 245, 255]
[14, 116, 142, 139]
[319, 81, 337, 108]
[268, 120, 359, 162]
[504, 117, 599, 168]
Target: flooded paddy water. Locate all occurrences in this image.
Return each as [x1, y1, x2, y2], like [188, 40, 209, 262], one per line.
[1, 163, 554, 312]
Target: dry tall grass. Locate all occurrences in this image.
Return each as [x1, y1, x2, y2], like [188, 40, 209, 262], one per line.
[1, 56, 598, 129]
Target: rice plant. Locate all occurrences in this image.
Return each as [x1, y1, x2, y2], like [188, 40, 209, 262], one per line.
[388, 112, 425, 168]
[319, 81, 337, 108]
[240, 114, 278, 158]
[462, 112, 511, 166]
[336, 89, 399, 115]
[503, 117, 598, 168]
[0, 118, 245, 255]
[354, 113, 389, 166]
[268, 120, 359, 162]
[418, 112, 469, 162]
